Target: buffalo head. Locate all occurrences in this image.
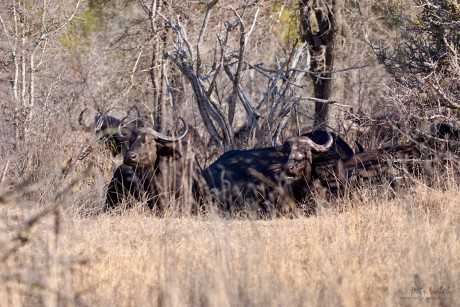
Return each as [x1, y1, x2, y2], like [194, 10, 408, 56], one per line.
[283, 132, 334, 181]
[78, 107, 146, 158]
[122, 118, 188, 169]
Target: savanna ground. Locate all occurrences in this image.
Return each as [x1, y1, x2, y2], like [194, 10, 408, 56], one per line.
[1, 179, 459, 306]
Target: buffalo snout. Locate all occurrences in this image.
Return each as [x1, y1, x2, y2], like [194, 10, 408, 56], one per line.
[124, 151, 139, 165]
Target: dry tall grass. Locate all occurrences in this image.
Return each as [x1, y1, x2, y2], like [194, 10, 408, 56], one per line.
[1, 181, 459, 306]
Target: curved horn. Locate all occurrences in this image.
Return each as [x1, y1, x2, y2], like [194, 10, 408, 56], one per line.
[148, 117, 188, 142]
[117, 115, 131, 140]
[298, 131, 333, 152]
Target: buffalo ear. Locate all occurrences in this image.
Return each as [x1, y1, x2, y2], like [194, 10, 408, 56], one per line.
[157, 144, 181, 158]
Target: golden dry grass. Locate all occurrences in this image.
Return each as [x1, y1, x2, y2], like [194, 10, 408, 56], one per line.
[1, 182, 460, 306]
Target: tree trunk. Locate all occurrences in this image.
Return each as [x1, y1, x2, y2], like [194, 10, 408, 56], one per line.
[150, 1, 164, 132]
[300, 0, 345, 131]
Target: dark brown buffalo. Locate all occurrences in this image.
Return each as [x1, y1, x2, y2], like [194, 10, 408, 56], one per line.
[106, 118, 205, 212]
[202, 131, 334, 215]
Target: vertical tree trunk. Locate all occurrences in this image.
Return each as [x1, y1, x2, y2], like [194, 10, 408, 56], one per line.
[149, 0, 171, 133]
[300, 0, 345, 131]
[150, 0, 162, 132]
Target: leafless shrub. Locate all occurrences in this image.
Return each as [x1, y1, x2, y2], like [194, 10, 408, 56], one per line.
[320, 1, 460, 197]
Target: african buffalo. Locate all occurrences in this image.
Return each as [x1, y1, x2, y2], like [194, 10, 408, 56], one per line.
[105, 118, 205, 213]
[202, 131, 334, 215]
